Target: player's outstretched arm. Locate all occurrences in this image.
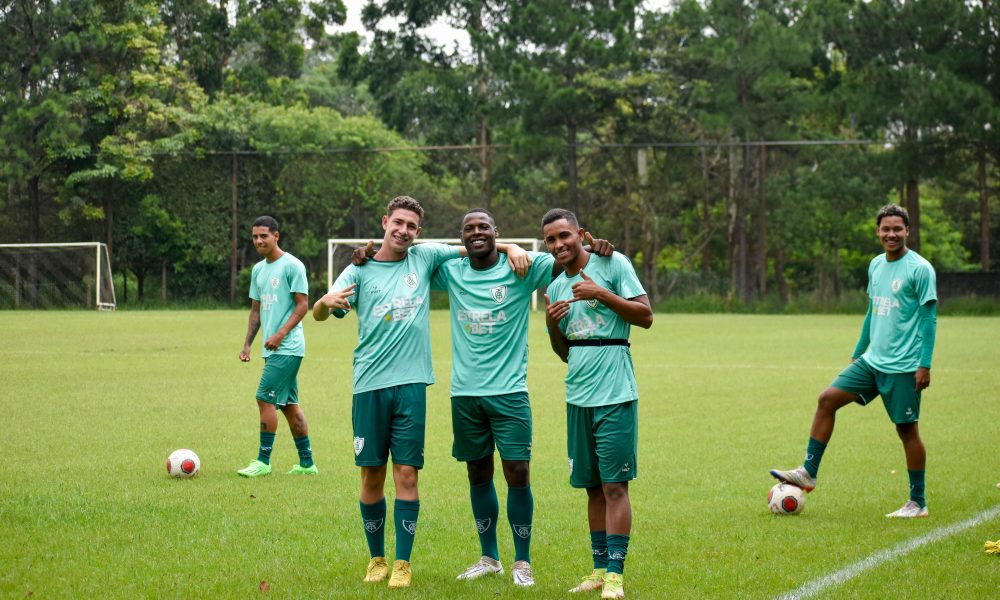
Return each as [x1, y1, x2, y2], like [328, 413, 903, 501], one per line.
[240, 300, 262, 362]
[571, 271, 653, 329]
[312, 284, 357, 321]
[265, 293, 308, 351]
[915, 301, 937, 391]
[544, 293, 571, 363]
[851, 302, 873, 361]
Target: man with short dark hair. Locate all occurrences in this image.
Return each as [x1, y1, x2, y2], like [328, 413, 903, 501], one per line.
[238, 216, 316, 478]
[770, 203, 938, 518]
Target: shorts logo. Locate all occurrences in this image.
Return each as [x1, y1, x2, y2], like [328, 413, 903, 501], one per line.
[891, 278, 903, 293]
[622, 463, 630, 473]
[403, 272, 418, 288]
[490, 285, 507, 304]
[512, 524, 532, 539]
[475, 518, 492, 534]
[353, 437, 365, 456]
[568, 457, 574, 475]
[402, 520, 418, 535]
[364, 518, 383, 533]
[270, 277, 280, 289]
[586, 299, 598, 309]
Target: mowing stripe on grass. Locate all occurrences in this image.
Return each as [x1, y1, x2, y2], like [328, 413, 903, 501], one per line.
[775, 503, 1000, 600]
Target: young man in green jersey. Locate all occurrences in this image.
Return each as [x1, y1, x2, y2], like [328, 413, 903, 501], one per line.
[238, 216, 317, 477]
[432, 209, 613, 587]
[541, 208, 653, 600]
[771, 204, 938, 518]
[312, 197, 529, 589]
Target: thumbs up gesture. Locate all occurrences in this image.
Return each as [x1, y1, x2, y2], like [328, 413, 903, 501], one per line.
[571, 270, 606, 303]
[583, 231, 615, 257]
[352, 240, 377, 265]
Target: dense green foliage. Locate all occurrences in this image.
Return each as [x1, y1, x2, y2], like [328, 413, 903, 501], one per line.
[1, 0, 997, 307]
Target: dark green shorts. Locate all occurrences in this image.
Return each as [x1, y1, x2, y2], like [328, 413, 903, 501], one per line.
[352, 383, 427, 468]
[831, 357, 921, 424]
[566, 400, 638, 488]
[451, 392, 532, 462]
[256, 354, 302, 407]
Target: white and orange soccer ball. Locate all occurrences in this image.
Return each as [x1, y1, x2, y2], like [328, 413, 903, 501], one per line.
[768, 482, 805, 515]
[166, 449, 201, 478]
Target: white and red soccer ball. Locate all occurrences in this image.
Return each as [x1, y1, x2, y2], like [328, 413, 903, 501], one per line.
[166, 449, 201, 478]
[768, 482, 805, 515]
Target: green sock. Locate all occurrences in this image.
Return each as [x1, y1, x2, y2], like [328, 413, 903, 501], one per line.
[606, 534, 630, 575]
[360, 498, 386, 558]
[470, 481, 500, 560]
[394, 499, 420, 562]
[803, 437, 827, 478]
[257, 431, 276, 465]
[590, 530, 608, 569]
[507, 485, 534, 562]
[293, 435, 313, 468]
[908, 469, 926, 508]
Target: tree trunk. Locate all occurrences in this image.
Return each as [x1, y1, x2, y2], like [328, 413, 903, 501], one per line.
[775, 246, 789, 304]
[756, 144, 767, 297]
[905, 175, 920, 253]
[700, 136, 711, 274]
[980, 152, 990, 271]
[230, 152, 238, 304]
[738, 143, 750, 302]
[473, 9, 492, 208]
[567, 118, 579, 216]
[727, 141, 739, 297]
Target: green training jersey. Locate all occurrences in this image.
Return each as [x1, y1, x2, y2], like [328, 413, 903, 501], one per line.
[863, 249, 937, 373]
[249, 252, 308, 358]
[547, 252, 646, 407]
[331, 242, 460, 393]
[432, 251, 554, 396]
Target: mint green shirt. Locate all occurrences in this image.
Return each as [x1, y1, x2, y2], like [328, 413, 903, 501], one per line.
[432, 251, 554, 397]
[547, 252, 646, 407]
[249, 252, 308, 358]
[863, 249, 937, 373]
[331, 243, 460, 393]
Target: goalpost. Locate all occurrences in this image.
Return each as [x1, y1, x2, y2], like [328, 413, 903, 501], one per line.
[326, 238, 546, 310]
[0, 243, 117, 310]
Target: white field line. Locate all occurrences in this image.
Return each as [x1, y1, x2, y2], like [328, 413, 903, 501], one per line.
[775, 503, 1000, 600]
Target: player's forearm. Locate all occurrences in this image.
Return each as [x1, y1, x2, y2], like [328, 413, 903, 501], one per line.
[312, 300, 331, 321]
[599, 292, 653, 329]
[918, 302, 937, 368]
[547, 327, 570, 363]
[852, 303, 873, 359]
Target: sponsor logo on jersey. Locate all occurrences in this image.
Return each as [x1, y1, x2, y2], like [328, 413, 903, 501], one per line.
[372, 295, 424, 322]
[475, 518, 492, 534]
[364, 518, 383, 533]
[512, 524, 532, 539]
[270, 277, 280, 289]
[402, 520, 418, 535]
[565, 314, 608, 339]
[403, 272, 418, 288]
[459, 308, 508, 334]
[354, 436, 365, 456]
[872, 294, 901, 316]
[490, 285, 507, 304]
[892, 278, 903, 293]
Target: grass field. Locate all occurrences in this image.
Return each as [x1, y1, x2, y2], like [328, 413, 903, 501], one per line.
[4, 310, 1000, 599]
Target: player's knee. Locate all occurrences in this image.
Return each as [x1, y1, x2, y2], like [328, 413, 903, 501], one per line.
[393, 465, 419, 491]
[602, 482, 629, 504]
[817, 388, 846, 413]
[502, 460, 529, 487]
[466, 457, 493, 484]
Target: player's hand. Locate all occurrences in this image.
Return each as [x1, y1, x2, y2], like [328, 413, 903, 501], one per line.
[571, 271, 605, 302]
[264, 333, 284, 351]
[239, 345, 251, 362]
[320, 284, 356, 311]
[544, 293, 572, 325]
[915, 367, 930, 391]
[584, 232, 615, 257]
[352, 241, 376, 265]
[505, 244, 532, 277]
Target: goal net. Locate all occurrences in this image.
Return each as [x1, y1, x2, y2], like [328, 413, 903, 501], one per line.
[326, 238, 545, 310]
[0, 243, 117, 310]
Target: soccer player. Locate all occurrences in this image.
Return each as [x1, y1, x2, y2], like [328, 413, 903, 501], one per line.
[541, 208, 653, 600]
[237, 216, 317, 477]
[431, 208, 613, 587]
[770, 203, 937, 518]
[312, 197, 528, 589]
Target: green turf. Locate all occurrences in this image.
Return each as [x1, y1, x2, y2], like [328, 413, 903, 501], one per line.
[4, 311, 999, 598]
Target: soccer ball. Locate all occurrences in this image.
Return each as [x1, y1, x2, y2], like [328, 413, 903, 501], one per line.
[166, 449, 201, 478]
[768, 482, 805, 515]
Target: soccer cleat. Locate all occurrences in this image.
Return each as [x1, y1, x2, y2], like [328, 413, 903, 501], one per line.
[601, 572, 624, 599]
[885, 500, 929, 518]
[456, 556, 504, 580]
[363, 557, 388, 583]
[769, 466, 816, 492]
[287, 464, 319, 475]
[511, 560, 534, 587]
[387, 560, 412, 588]
[236, 460, 271, 478]
[569, 569, 606, 593]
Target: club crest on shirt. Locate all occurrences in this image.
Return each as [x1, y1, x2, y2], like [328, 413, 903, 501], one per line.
[586, 299, 598, 309]
[403, 272, 418, 288]
[354, 436, 365, 456]
[270, 277, 280, 289]
[490, 285, 507, 304]
[891, 278, 903, 293]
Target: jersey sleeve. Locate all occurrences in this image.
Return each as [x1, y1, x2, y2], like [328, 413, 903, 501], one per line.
[612, 252, 646, 299]
[287, 260, 309, 295]
[431, 259, 453, 291]
[248, 263, 261, 301]
[416, 242, 461, 270]
[332, 265, 360, 308]
[912, 260, 938, 305]
[527, 251, 556, 290]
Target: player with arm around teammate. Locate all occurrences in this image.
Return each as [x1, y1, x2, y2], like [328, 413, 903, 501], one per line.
[237, 216, 317, 478]
[770, 203, 938, 518]
[431, 208, 614, 587]
[541, 208, 653, 600]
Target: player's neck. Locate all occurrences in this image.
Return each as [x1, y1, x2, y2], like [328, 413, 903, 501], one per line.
[374, 246, 407, 261]
[265, 247, 284, 263]
[469, 251, 500, 270]
[563, 249, 590, 277]
[885, 246, 908, 262]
